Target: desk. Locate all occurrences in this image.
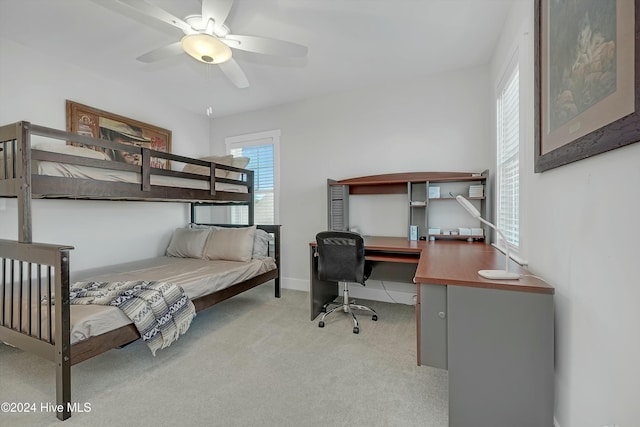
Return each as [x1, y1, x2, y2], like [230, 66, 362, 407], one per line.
[309, 237, 554, 427]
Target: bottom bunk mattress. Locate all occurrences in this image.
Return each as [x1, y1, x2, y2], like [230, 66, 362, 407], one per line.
[47, 256, 275, 345]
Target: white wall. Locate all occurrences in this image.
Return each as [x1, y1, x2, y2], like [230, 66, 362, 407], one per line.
[491, 2, 640, 426]
[0, 38, 209, 272]
[211, 66, 493, 301]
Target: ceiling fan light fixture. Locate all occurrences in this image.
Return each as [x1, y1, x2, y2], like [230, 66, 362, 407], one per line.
[181, 33, 232, 64]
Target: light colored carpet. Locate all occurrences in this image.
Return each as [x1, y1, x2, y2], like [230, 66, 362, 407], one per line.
[0, 284, 448, 426]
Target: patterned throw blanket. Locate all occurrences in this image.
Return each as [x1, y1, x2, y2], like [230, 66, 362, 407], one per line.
[70, 281, 196, 355]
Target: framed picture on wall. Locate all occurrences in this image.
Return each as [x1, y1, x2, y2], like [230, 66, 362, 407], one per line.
[66, 100, 172, 169]
[534, 0, 640, 172]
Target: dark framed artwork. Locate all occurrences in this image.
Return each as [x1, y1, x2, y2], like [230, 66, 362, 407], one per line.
[534, 0, 640, 172]
[66, 100, 172, 169]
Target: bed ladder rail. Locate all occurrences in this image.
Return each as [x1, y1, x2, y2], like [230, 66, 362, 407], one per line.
[0, 122, 33, 243]
[0, 239, 75, 420]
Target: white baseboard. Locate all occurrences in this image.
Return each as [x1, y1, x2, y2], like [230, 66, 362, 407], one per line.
[281, 277, 309, 292]
[280, 277, 416, 306]
[348, 286, 416, 305]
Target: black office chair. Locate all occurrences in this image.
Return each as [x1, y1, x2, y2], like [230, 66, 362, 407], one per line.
[315, 231, 377, 334]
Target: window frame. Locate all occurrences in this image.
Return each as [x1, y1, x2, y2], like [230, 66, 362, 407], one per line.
[225, 130, 280, 225]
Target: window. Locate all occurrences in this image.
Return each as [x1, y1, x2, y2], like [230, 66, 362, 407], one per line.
[226, 130, 280, 225]
[496, 56, 520, 252]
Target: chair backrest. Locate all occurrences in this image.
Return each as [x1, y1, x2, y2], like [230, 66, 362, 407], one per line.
[315, 231, 366, 284]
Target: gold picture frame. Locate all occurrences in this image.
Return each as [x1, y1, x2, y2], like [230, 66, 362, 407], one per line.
[66, 100, 172, 169]
[534, 0, 640, 172]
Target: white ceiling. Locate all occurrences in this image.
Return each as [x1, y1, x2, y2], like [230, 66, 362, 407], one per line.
[0, 0, 517, 118]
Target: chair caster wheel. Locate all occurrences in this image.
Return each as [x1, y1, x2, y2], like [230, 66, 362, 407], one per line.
[321, 307, 326, 313]
[318, 321, 325, 328]
[353, 327, 359, 334]
[372, 315, 378, 321]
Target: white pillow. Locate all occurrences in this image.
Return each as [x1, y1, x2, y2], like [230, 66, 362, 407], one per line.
[203, 226, 256, 262]
[252, 228, 272, 259]
[166, 228, 210, 258]
[226, 156, 250, 181]
[182, 155, 232, 178]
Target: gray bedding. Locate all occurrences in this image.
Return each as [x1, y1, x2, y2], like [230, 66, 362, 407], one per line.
[43, 256, 276, 344]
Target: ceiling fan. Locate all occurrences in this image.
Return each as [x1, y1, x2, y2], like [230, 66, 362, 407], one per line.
[117, 0, 308, 88]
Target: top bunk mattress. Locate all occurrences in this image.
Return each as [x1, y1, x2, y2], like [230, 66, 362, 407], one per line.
[1, 141, 249, 196]
[35, 158, 246, 193]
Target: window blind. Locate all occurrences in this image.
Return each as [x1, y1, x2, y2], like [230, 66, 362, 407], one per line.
[230, 144, 275, 225]
[496, 63, 520, 249]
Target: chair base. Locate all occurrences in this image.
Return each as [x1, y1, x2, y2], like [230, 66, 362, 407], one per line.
[318, 282, 377, 334]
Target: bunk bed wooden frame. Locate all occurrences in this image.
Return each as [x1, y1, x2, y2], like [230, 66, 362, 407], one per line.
[0, 121, 281, 420]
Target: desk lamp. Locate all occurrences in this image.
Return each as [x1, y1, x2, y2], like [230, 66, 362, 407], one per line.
[455, 195, 520, 280]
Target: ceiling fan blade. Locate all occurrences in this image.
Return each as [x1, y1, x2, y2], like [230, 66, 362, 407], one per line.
[218, 59, 249, 88]
[222, 35, 308, 57]
[136, 42, 184, 63]
[117, 0, 194, 34]
[201, 0, 234, 32]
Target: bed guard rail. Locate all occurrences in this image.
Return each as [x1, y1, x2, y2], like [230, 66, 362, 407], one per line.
[0, 239, 74, 420]
[0, 121, 253, 202]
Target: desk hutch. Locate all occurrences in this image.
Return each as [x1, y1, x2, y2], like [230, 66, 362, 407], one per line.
[327, 171, 490, 241]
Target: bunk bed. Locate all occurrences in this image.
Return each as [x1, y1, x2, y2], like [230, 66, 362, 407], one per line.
[0, 121, 281, 420]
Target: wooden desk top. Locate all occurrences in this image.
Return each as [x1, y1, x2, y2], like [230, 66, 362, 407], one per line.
[413, 240, 554, 294]
[311, 236, 427, 251]
[310, 237, 554, 294]
[363, 236, 427, 252]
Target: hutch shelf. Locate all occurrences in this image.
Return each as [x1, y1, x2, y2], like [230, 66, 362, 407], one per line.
[327, 171, 490, 242]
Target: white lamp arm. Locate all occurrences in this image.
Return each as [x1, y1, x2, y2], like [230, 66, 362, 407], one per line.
[477, 216, 511, 273]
